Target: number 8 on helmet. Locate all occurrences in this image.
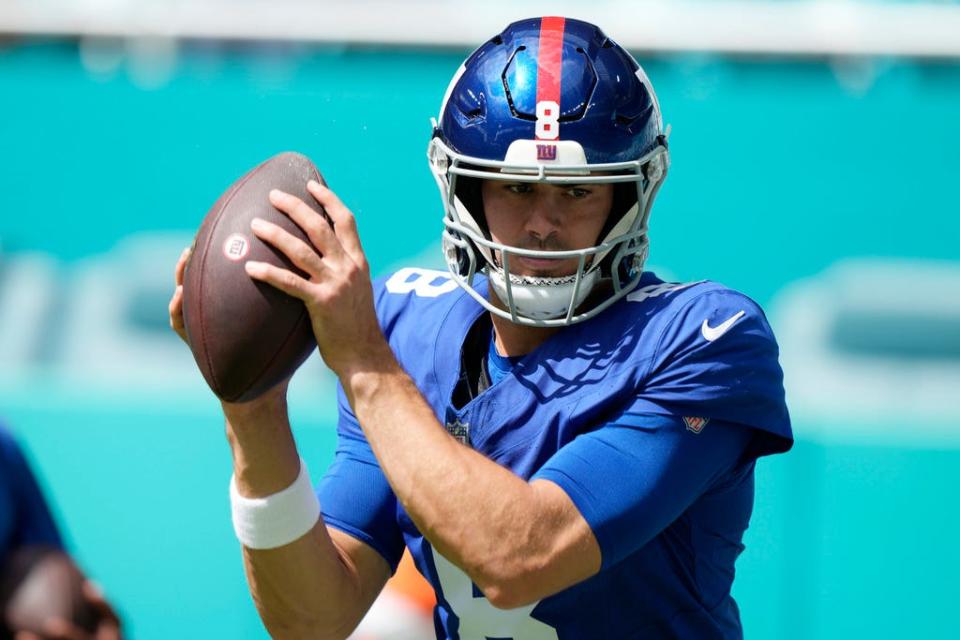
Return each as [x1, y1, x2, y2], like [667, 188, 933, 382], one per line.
[428, 16, 670, 326]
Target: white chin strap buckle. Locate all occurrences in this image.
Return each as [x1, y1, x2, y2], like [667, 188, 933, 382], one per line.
[488, 267, 599, 321]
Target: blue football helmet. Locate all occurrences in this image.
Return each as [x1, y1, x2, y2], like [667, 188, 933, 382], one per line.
[428, 16, 670, 326]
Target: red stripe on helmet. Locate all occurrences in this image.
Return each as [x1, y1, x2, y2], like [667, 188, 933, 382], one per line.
[535, 16, 566, 141]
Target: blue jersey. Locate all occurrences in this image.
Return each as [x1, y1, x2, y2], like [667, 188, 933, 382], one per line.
[318, 269, 791, 639]
[0, 425, 63, 560]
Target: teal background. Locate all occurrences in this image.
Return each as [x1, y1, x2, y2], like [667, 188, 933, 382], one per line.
[1, 41, 958, 638]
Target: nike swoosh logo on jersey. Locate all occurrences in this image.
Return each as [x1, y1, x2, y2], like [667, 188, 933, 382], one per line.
[701, 310, 746, 342]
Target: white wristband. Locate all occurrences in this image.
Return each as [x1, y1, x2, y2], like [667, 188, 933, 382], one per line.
[229, 458, 321, 550]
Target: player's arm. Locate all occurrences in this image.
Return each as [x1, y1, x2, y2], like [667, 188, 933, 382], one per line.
[339, 376, 753, 611]
[223, 391, 391, 639]
[344, 366, 598, 609]
[169, 251, 390, 640]
[245, 185, 599, 608]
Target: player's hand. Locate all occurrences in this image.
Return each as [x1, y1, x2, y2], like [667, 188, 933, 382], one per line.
[245, 181, 392, 379]
[76, 580, 123, 640]
[168, 243, 292, 409]
[2, 548, 123, 640]
[168, 246, 191, 345]
[12, 580, 123, 640]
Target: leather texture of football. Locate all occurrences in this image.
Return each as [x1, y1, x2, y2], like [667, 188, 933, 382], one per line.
[182, 151, 324, 402]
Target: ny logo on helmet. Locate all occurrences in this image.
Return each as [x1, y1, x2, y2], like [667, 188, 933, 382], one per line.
[536, 144, 558, 161]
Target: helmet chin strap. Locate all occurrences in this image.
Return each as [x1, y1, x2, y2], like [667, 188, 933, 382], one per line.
[487, 265, 600, 321]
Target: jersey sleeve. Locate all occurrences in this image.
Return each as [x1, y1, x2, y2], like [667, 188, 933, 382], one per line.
[532, 413, 752, 569]
[0, 426, 64, 549]
[630, 289, 792, 458]
[316, 384, 405, 573]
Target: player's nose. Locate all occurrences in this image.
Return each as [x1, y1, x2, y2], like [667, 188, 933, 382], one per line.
[522, 193, 563, 241]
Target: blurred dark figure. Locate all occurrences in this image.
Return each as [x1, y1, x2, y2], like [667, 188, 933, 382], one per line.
[0, 426, 121, 640]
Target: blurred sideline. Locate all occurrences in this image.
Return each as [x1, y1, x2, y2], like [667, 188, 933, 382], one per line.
[4, 0, 960, 57]
[351, 551, 436, 640]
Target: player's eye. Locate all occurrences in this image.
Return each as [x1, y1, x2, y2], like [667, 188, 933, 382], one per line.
[505, 183, 534, 195]
[567, 187, 591, 199]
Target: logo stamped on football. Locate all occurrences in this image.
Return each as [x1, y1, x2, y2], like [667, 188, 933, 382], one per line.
[222, 233, 250, 261]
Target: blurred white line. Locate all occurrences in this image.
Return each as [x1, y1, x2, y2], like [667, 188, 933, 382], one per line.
[3, 0, 960, 58]
[0, 253, 58, 369]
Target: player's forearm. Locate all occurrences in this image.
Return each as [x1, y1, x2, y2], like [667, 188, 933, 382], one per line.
[342, 362, 582, 605]
[224, 391, 301, 496]
[223, 395, 363, 639]
[241, 525, 365, 640]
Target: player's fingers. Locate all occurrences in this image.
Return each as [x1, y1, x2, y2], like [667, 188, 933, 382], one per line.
[40, 618, 87, 640]
[168, 285, 183, 318]
[168, 285, 189, 344]
[250, 218, 325, 279]
[14, 632, 42, 640]
[82, 581, 122, 627]
[244, 261, 312, 301]
[93, 620, 121, 640]
[306, 181, 368, 272]
[174, 247, 191, 287]
[268, 189, 345, 264]
[170, 249, 190, 341]
[168, 285, 187, 340]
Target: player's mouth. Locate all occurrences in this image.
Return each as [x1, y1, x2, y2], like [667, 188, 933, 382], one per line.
[511, 255, 579, 278]
[514, 255, 561, 269]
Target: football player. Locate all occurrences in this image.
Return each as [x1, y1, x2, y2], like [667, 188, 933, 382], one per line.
[169, 16, 791, 639]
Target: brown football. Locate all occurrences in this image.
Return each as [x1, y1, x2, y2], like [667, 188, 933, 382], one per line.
[183, 151, 323, 402]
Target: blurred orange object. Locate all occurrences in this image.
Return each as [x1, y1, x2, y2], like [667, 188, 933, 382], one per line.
[385, 549, 435, 613]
